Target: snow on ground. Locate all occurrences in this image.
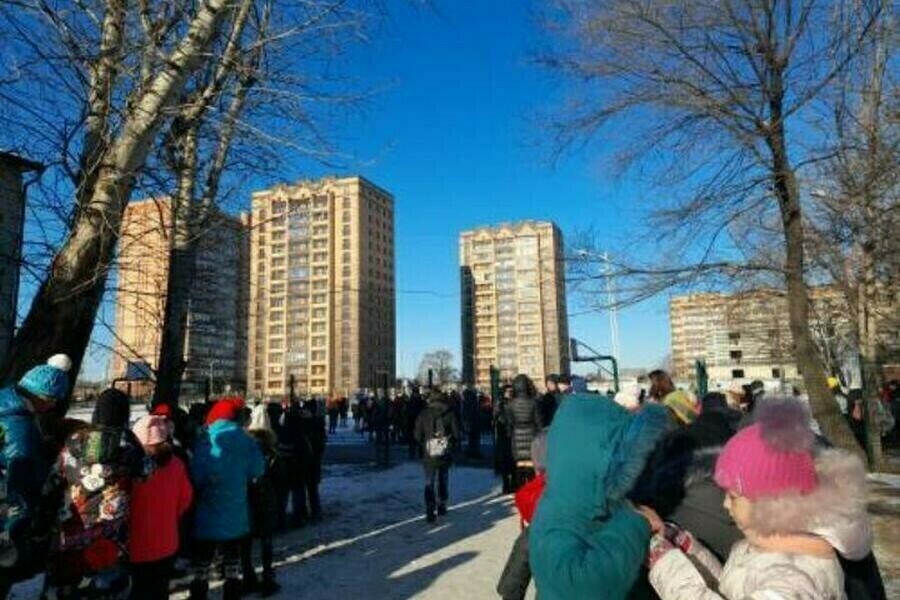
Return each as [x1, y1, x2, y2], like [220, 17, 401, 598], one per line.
[868, 473, 900, 600]
[198, 462, 531, 599]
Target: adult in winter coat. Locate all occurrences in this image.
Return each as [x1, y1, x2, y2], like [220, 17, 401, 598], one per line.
[274, 401, 312, 528]
[497, 433, 548, 600]
[528, 394, 670, 600]
[630, 392, 741, 561]
[189, 398, 265, 600]
[493, 386, 515, 494]
[506, 375, 541, 465]
[647, 399, 873, 600]
[241, 404, 281, 597]
[413, 391, 460, 523]
[0, 354, 72, 595]
[43, 388, 147, 599]
[462, 386, 482, 458]
[537, 375, 560, 429]
[406, 388, 426, 459]
[129, 415, 193, 600]
[299, 399, 325, 521]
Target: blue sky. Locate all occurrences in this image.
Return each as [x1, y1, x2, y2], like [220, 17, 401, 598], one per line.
[80, 0, 673, 379]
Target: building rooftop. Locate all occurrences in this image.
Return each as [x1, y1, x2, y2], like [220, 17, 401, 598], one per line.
[251, 175, 394, 200]
[460, 220, 559, 237]
[0, 151, 42, 172]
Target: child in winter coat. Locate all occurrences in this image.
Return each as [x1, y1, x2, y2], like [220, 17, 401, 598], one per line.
[129, 415, 193, 600]
[0, 354, 71, 595]
[43, 388, 148, 599]
[646, 398, 872, 599]
[189, 398, 264, 600]
[240, 404, 281, 597]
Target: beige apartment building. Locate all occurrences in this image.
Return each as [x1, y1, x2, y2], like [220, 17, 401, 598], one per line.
[111, 198, 249, 393]
[460, 221, 570, 390]
[247, 176, 395, 399]
[669, 288, 858, 382]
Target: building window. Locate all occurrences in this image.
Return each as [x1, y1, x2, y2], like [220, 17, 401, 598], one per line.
[772, 368, 782, 378]
[728, 332, 740, 343]
[732, 369, 745, 378]
[729, 350, 742, 361]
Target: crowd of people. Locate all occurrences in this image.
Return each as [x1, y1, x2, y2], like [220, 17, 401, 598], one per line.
[0, 355, 327, 599]
[494, 369, 888, 600]
[2, 352, 895, 599]
[349, 386, 489, 462]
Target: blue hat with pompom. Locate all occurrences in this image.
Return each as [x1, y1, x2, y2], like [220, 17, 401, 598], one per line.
[18, 354, 72, 402]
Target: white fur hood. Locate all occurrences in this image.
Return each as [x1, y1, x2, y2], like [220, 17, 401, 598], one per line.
[750, 448, 872, 560]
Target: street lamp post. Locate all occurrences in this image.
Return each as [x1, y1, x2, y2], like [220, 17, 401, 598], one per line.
[576, 249, 621, 367]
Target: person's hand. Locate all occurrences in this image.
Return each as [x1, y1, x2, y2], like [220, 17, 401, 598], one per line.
[635, 504, 663, 534]
[663, 521, 694, 553]
[646, 533, 675, 570]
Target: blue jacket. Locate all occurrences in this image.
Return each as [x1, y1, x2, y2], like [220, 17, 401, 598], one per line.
[0, 386, 48, 564]
[191, 419, 265, 541]
[529, 394, 670, 600]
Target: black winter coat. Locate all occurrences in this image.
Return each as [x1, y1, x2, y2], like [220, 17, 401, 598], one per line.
[630, 409, 740, 558]
[248, 430, 280, 536]
[507, 395, 540, 462]
[493, 399, 514, 475]
[414, 401, 459, 469]
[536, 392, 559, 429]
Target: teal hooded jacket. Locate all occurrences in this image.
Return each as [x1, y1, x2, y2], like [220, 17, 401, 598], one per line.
[529, 394, 670, 600]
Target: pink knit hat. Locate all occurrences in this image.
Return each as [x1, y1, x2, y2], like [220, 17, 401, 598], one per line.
[132, 415, 170, 446]
[714, 399, 817, 500]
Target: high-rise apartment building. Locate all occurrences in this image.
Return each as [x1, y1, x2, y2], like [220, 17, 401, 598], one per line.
[247, 176, 395, 399]
[460, 221, 570, 390]
[0, 153, 40, 366]
[669, 288, 857, 382]
[111, 198, 248, 392]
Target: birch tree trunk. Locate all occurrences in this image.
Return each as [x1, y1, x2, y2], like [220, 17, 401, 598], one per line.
[0, 0, 235, 392]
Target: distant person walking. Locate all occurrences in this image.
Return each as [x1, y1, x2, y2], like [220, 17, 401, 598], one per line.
[414, 391, 459, 523]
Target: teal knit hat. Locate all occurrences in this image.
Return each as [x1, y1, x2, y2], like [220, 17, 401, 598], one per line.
[18, 354, 72, 401]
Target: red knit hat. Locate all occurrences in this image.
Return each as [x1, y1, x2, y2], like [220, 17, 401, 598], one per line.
[150, 403, 174, 418]
[714, 399, 817, 500]
[205, 397, 245, 425]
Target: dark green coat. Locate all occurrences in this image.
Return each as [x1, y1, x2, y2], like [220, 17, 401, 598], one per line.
[529, 395, 670, 600]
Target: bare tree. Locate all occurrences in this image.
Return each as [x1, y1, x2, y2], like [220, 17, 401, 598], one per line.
[805, 0, 897, 466]
[540, 0, 886, 457]
[418, 349, 459, 386]
[152, 0, 370, 404]
[0, 0, 249, 389]
[153, 0, 259, 405]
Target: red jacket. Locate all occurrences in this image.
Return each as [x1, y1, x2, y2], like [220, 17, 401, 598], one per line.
[514, 472, 546, 527]
[129, 455, 193, 563]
